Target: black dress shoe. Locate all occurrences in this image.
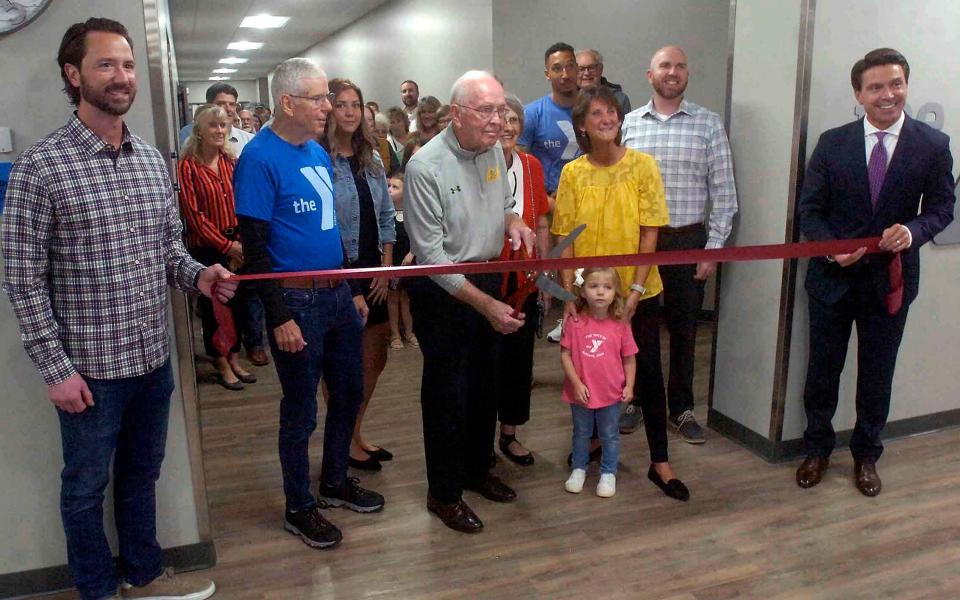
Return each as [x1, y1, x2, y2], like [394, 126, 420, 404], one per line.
[236, 371, 257, 384]
[499, 433, 534, 466]
[427, 495, 483, 533]
[647, 465, 690, 501]
[464, 474, 517, 503]
[796, 456, 829, 488]
[366, 447, 393, 462]
[215, 374, 244, 391]
[854, 461, 882, 497]
[348, 455, 382, 471]
[566, 445, 602, 467]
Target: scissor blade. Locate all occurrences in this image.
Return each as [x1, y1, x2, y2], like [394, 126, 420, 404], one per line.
[548, 223, 587, 259]
[536, 274, 576, 302]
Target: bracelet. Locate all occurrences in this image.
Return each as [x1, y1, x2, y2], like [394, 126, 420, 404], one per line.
[630, 283, 647, 295]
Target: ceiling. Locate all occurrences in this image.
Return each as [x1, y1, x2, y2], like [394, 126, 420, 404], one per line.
[170, 0, 390, 81]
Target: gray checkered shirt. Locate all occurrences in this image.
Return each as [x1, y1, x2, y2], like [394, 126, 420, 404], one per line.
[622, 99, 738, 249]
[2, 114, 203, 385]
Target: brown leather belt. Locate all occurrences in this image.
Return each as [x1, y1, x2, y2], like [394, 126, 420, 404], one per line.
[279, 277, 343, 289]
[662, 223, 705, 234]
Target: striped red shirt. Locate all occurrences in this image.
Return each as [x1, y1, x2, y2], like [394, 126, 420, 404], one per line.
[178, 152, 237, 253]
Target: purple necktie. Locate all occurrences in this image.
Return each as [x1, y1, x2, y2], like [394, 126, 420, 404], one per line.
[868, 131, 888, 208]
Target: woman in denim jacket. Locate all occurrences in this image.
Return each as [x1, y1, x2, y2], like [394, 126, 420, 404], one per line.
[321, 78, 397, 471]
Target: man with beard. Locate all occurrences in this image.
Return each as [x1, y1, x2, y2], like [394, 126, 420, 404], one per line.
[405, 70, 534, 533]
[400, 79, 420, 131]
[2, 18, 234, 600]
[576, 48, 632, 113]
[620, 45, 738, 443]
[518, 42, 581, 198]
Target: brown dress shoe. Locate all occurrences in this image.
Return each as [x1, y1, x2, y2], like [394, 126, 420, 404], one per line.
[796, 456, 829, 488]
[464, 474, 517, 503]
[427, 495, 483, 533]
[248, 348, 270, 366]
[854, 461, 882, 497]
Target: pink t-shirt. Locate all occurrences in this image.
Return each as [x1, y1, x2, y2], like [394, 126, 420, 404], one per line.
[560, 313, 639, 409]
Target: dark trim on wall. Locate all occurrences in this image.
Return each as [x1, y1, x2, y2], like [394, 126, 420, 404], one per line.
[710, 407, 960, 464]
[0, 541, 216, 599]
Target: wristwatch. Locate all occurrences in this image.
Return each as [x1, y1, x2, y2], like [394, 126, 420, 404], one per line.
[630, 283, 647, 295]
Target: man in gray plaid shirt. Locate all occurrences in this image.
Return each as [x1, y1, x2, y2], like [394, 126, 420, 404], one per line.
[620, 45, 738, 444]
[1, 18, 234, 600]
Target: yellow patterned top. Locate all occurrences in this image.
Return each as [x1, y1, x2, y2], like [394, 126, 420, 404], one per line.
[551, 148, 669, 299]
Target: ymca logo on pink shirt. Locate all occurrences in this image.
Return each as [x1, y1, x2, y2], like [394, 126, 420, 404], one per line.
[581, 334, 608, 359]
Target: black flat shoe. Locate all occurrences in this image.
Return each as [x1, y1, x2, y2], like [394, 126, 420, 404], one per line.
[348, 455, 382, 471]
[647, 465, 690, 502]
[366, 447, 393, 462]
[566, 445, 602, 467]
[499, 433, 534, 466]
[216, 375, 244, 391]
[235, 372, 257, 384]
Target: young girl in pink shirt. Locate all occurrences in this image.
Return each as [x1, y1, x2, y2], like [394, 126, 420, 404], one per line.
[561, 268, 638, 497]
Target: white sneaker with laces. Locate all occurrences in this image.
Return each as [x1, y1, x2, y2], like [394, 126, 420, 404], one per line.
[565, 468, 586, 493]
[547, 319, 563, 343]
[597, 473, 616, 497]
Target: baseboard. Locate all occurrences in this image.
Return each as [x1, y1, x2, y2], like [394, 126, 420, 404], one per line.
[708, 406, 960, 464]
[0, 540, 216, 599]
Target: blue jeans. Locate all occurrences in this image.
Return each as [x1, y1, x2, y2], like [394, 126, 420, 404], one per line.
[58, 360, 173, 600]
[268, 283, 364, 512]
[570, 403, 621, 475]
[242, 289, 266, 351]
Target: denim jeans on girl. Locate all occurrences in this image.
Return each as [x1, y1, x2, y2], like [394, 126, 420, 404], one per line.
[57, 360, 173, 600]
[268, 282, 364, 512]
[570, 402, 621, 475]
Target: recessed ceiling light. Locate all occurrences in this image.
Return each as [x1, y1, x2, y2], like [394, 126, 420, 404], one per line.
[212, 68, 237, 74]
[219, 57, 248, 65]
[239, 14, 289, 29]
[227, 41, 264, 51]
[209, 76, 231, 81]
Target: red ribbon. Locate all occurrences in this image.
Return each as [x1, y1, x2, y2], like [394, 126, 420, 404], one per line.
[210, 236, 895, 355]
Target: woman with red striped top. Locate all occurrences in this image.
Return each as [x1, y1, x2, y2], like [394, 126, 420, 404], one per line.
[179, 103, 255, 391]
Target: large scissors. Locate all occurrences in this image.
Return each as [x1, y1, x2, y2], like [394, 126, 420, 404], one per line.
[505, 223, 587, 318]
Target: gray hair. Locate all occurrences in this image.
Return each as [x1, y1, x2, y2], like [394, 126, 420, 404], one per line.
[374, 112, 390, 128]
[271, 58, 327, 106]
[576, 48, 603, 64]
[449, 70, 497, 105]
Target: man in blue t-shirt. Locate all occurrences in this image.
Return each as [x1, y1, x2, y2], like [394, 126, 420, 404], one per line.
[234, 58, 384, 550]
[518, 41, 582, 197]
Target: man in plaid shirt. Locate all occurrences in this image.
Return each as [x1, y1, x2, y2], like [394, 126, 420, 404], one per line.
[620, 45, 738, 444]
[1, 18, 234, 600]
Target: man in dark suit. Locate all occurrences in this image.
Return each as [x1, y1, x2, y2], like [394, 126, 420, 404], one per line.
[795, 48, 955, 497]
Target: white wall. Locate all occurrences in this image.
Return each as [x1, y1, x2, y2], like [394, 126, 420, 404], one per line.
[181, 79, 261, 106]
[299, 0, 493, 112]
[781, 0, 960, 440]
[0, 0, 203, 577]
[492, 0, 730, 117]
[712, 0, 802, 436]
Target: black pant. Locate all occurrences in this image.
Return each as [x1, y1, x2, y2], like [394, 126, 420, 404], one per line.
[651, 225, 707, 418]
[802, 276, 909, 463]
[409, 274, 502, 504]
[497, 280, 540, 427]
[190, 247, 243, 358]
[630, 297, 670, 463]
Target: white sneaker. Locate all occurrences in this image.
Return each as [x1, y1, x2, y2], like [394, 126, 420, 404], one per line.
[565, 468, 586, 493]
[547, 319, 563, 343]
[597, 473, 616, 497]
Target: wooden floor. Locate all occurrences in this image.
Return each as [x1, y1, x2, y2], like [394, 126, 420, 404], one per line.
[40, 316, 960, 599]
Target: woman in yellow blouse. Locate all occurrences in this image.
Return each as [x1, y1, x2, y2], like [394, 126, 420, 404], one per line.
[552, 86, 689, 501]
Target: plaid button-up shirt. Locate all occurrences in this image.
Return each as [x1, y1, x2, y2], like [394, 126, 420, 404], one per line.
[2, 115, 203, 385]
[622, 99, 738, 249]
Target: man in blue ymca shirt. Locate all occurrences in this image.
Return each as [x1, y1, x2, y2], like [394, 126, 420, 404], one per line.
[518, 42, 582, 196]
[234, 58, 384, 550]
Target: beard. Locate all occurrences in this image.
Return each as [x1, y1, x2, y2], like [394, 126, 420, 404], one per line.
[652, 77, 687, 100]
[79, 75, 136, 116]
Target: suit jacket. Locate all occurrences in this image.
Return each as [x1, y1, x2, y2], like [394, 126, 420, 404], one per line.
[798, 115, 955, 306]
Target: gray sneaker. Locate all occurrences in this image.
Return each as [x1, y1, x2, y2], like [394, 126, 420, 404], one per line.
[619, 404, 643, 434]
[671, 410, 705, 444]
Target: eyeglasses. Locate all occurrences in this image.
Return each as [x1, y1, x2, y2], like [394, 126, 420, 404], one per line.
[288, 92, 336, 106]
[578, 64, 600, 74]
[455, 103, 508, 121]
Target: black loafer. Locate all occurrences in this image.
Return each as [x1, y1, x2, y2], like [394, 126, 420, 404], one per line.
[348, 455, 382, 471]
[464, 474, 517, 503]
[236, 372, 257, 384]
[647, 465, 690, 502]
[215, 375, 244, 391]
[366, 447, 393, 462]
[499, 433, 534, 466]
